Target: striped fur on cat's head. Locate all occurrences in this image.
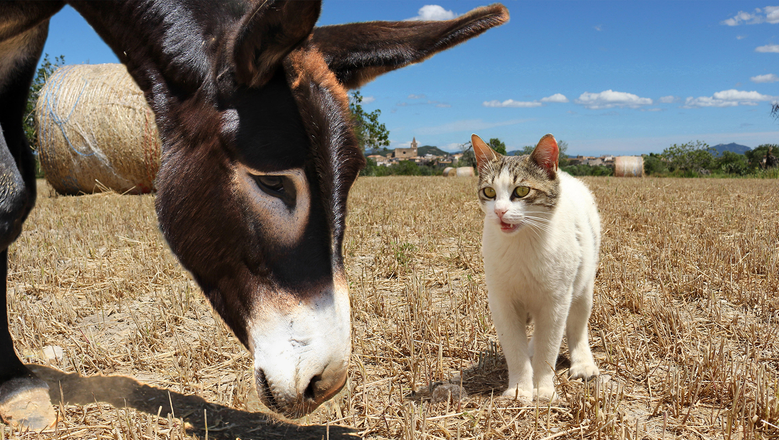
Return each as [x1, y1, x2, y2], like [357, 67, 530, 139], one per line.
[472, 133, 560, 234]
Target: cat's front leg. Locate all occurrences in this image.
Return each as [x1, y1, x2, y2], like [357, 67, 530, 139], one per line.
[488, 293, 533, 400]
[530, 306, 567, 401]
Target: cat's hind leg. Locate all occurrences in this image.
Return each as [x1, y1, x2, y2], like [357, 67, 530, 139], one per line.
[488, 294, 533, 400]
[566, 279, 599, 381]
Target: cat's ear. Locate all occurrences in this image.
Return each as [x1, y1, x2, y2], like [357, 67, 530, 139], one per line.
[531, 134, 559, 179]
[472, 134, 501, 174]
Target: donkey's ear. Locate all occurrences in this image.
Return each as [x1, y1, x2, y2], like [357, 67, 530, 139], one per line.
[231, 0, 321, 88]
[472, 134, 500, 174]
[531, 134, 559, 179]
[311, 4, 509, 89]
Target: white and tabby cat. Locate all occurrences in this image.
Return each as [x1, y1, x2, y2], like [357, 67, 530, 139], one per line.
[473, 133, 600, 401]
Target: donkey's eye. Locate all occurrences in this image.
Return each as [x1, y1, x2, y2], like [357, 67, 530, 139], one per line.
[513, 186, 530, 198]
[482, 187, 496, 198]
[254, 175, 285, 194]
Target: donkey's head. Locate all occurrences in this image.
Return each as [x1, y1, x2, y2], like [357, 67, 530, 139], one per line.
[151, 1, 508, 417]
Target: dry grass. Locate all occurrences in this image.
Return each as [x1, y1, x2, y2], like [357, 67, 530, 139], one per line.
[2, 176, 778, 439]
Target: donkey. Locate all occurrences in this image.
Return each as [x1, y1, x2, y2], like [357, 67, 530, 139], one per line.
[0, 0, 508, 428]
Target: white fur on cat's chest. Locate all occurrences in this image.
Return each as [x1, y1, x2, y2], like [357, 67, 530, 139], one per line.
[482, 211, 582, 308]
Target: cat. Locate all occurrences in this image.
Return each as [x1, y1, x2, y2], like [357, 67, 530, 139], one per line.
[472, 133, 600, 401]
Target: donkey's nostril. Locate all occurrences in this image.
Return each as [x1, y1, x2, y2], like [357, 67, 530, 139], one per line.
[304, 374, 323, 401]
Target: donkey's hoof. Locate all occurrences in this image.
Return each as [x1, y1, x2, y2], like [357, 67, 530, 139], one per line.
[0, 377, 57, 431]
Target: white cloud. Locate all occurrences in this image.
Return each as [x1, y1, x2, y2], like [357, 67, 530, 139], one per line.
[484, 94, 568, 108]
[658, 95, 677, 103]
[756, 44, 779, 52]
[408, 94, 426, 99]
[737, 35, 747, 40]
[751, 73, 779, 82]
[574, 90, 652, 109]
[714, 89, 773, 100]
[594, 25, 602, 31]
[540, 93, 569, 103]
[721, 7, 779, 25]
[683, 97, 739, 108]
[682, 89, 776, 108]
[483, 99, 543, 108]
[766, 6, 779, 23]
[362, 96, 376, 104]
[407, 5, 457, 21]
[722, 10, 760, 26]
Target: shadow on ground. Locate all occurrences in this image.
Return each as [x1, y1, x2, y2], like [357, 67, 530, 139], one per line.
[412, 348, 574, 400]
[28, 365, 357, 440]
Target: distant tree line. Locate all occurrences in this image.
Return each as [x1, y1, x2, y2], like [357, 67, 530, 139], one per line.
[643, 141, 778, 178]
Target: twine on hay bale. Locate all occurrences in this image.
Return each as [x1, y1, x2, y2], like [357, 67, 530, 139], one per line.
[614, 156, 645, 177]
[36, 64, 161, 195]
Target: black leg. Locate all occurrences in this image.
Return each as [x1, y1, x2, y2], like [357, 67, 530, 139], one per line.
[0, 4, 63, 429]
[0, 250, 30, 383]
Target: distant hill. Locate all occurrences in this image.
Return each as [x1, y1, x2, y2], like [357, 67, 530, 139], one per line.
[418, 145, 449, 156]
[712, 143, 750, 156]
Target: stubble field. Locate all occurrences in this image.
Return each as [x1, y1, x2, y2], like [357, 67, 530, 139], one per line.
[2, 176, 778, 439]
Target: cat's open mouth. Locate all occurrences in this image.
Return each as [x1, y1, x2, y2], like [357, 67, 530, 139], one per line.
[500, 221, 519, 233]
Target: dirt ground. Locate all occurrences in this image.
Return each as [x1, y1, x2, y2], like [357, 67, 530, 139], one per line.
[2, 176, 778, 439]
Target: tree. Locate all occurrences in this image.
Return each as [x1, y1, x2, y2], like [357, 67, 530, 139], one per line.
[643, 153, 668, 175]
[661, 140, 714, 173]
[349, 91, 389, 153]
[714, 151, 749, 176]
[557, 140, 569, 166]
[746, 144, 778, 169]
[772, 103, 778, 120]
[457, 141, 476, 167]
[488, 138, 506, 155]
[515, 146, 535, 156]
[24, 54, 65, 151]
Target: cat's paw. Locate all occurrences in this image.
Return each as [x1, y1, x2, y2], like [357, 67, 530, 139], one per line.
[534, 386, 558, 402]
[569, 362, 600, 381]
[502, 385, 533, 401]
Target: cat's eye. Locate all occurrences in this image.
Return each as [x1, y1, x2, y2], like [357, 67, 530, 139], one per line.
[513, 186, 530, 198]
[482, 187, 496, 198]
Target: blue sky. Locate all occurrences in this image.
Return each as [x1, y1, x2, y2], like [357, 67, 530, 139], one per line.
[40, 1, 779, 155]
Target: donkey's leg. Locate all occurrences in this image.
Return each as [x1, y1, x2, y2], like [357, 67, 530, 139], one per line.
[0, 10, 59, 429]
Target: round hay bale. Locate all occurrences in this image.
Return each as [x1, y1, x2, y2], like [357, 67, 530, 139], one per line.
[442, 167, 454, 177]
[455, 167, 475, 177]
[614, 156, 644, 177]
[36, 64, 161, 195]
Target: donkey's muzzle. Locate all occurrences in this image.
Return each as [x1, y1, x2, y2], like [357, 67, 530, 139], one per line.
[255, 359, 348, 418]
[248, 283, 351, 418]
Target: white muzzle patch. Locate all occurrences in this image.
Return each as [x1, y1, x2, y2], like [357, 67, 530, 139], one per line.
[247, 278, 350, 417]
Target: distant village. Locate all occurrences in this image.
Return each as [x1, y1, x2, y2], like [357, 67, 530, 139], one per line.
[366, 137, 618, 168]
[366, 138, 463, 167]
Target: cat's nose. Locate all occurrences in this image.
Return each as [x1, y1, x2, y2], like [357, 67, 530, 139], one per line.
[495, 208, 507, 220]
